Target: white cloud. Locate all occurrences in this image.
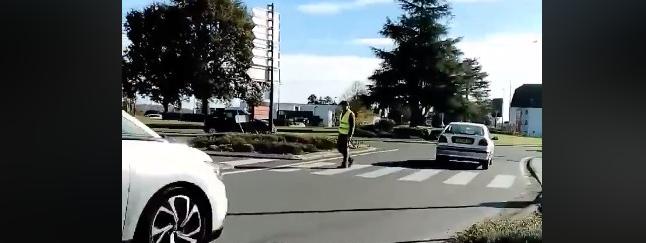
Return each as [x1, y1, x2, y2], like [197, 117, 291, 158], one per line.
[297, 0, 392, 15]
[352, 38, 394, 47]
[457, 32, 542, 120]
[277, 54, 381, 103]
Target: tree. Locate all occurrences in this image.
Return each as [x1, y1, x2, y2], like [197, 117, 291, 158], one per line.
[124, 3, 191, 112]
[449, 58, 491, 122]
[124, 0, 260, 114]
[323, 96, 334, 105]
[307, 94, 318, 104]
[367, 0, 462, 127]
[341, 81, 368, 101]
[174, 0, 258, 115]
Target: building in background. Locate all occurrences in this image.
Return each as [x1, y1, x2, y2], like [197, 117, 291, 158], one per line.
[509, 84, 542, 137]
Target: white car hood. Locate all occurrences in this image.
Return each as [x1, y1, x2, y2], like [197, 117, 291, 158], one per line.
[123, 140, 213, 174]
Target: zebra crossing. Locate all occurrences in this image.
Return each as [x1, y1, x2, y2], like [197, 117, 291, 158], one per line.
[220, 158, 520, 189]
[270, 163, 517, 189]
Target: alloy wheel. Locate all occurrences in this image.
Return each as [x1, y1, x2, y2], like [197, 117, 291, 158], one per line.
[150, 195, 203, 243]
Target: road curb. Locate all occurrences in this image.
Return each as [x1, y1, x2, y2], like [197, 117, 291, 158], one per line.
[526, 157, 542, 186]
[525, 157, 543, 213]
[205, 146, 376, 160]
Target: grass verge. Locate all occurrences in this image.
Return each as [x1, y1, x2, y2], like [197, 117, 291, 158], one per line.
[493, 134, 542, 146]
[449, 212, 542, 243]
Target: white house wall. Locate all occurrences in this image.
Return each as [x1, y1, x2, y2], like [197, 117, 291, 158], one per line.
[509, 107, 542, 137]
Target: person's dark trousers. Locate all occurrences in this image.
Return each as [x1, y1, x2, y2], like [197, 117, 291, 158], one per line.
[337, 134, 351, 167]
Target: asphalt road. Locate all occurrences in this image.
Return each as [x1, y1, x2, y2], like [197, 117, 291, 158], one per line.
[207, 140, 542, 243]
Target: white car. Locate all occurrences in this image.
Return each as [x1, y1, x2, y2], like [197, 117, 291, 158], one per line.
[122, 111, 227, 242]
[435, 122, 497, 170]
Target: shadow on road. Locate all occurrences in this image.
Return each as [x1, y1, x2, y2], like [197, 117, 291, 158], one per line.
[227, 200, 536, 216]
[372, 160, 481, 170]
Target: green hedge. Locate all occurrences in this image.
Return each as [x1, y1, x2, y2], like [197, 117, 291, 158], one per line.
[190, 133, 336, 155]
[375, 119, 396, 132]
[450, 212, 542, 243]
[232, 143, 254, 152]
[354, 128, 377, 138]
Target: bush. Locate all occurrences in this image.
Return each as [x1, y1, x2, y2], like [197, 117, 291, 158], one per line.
[251, 141, 273, 153]
[217, 144, 233, 152]
[393, 126, 432, 139]
[229, 136, 247, 146]
[302, 144, 318, 153]
[427, 129, 443, 141]
[274, 142, 305, 155]
[232, 143, 255, 152]
[375, 119, 396, 132]
[213, 135, 232, 145]
[450, 212, 542, 243]
[312, 137, 336, 150]
[190, 136, 211, 148]
[360, 124, 376, 132]
[354, 128, 377, 138]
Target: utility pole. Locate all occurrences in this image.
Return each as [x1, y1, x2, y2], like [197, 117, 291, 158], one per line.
[267, 3, 276, 132]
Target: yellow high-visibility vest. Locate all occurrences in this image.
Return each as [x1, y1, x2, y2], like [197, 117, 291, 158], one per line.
[338, 110, 354, 135]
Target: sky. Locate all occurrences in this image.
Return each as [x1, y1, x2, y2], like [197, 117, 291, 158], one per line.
[123, 0, 541, 120]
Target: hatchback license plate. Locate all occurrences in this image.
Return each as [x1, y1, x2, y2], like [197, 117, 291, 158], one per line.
[456, 138, 471, 144]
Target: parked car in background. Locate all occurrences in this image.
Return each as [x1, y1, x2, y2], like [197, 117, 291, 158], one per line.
[204, 109, 247, 133]
[144, 110, 162, 116]
[435, 122, 497, 170]
[204, 109, 273, 133]
[122, 111, 227, 242]
[144, 113, 163, 120]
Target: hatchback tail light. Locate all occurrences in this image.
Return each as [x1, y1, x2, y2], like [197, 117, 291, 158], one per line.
[478, 138, 488, 146]
[439, 135, 448, 143]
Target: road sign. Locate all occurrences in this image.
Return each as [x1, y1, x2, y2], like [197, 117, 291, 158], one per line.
[253, 106, 270, 120]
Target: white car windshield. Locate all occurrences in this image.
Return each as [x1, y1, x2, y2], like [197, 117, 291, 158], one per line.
[445, 124, 485, 136]
[122, 116, 157, 139]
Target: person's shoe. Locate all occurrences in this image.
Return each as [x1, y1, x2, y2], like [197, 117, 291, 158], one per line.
[348, 158, 354, 167]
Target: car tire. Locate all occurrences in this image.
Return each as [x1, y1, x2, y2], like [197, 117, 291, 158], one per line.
[134, 186, 212, 243]
[481, 160, 489, 170]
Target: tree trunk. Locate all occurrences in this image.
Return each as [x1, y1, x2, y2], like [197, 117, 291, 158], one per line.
[408, 102, 423, 127]
[201, 98, 209, 115]
[162, 102, 169, 113]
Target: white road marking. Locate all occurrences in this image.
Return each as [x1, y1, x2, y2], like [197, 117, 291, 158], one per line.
[223, 148, 398, 176]
[356, 167, 405, 178]
[270, 168, 301, 172]
[353, 148, 399, 156]
[223, 158, 274, 167]
[486, 175, 516, 188]
[398, 169, 443, 182]
[443, 171, 479, 185]
[312, 164, 372, 175]
[294, 162, 336, 168]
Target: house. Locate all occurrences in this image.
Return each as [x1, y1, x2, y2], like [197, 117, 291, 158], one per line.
[272, 103, 338, 127]
[509, 84, 542, 137]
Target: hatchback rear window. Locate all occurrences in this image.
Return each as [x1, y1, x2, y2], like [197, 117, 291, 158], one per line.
[445, 124, 484, 136]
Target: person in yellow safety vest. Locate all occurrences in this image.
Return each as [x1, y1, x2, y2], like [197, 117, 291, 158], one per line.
[337, 101, 356, 168]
